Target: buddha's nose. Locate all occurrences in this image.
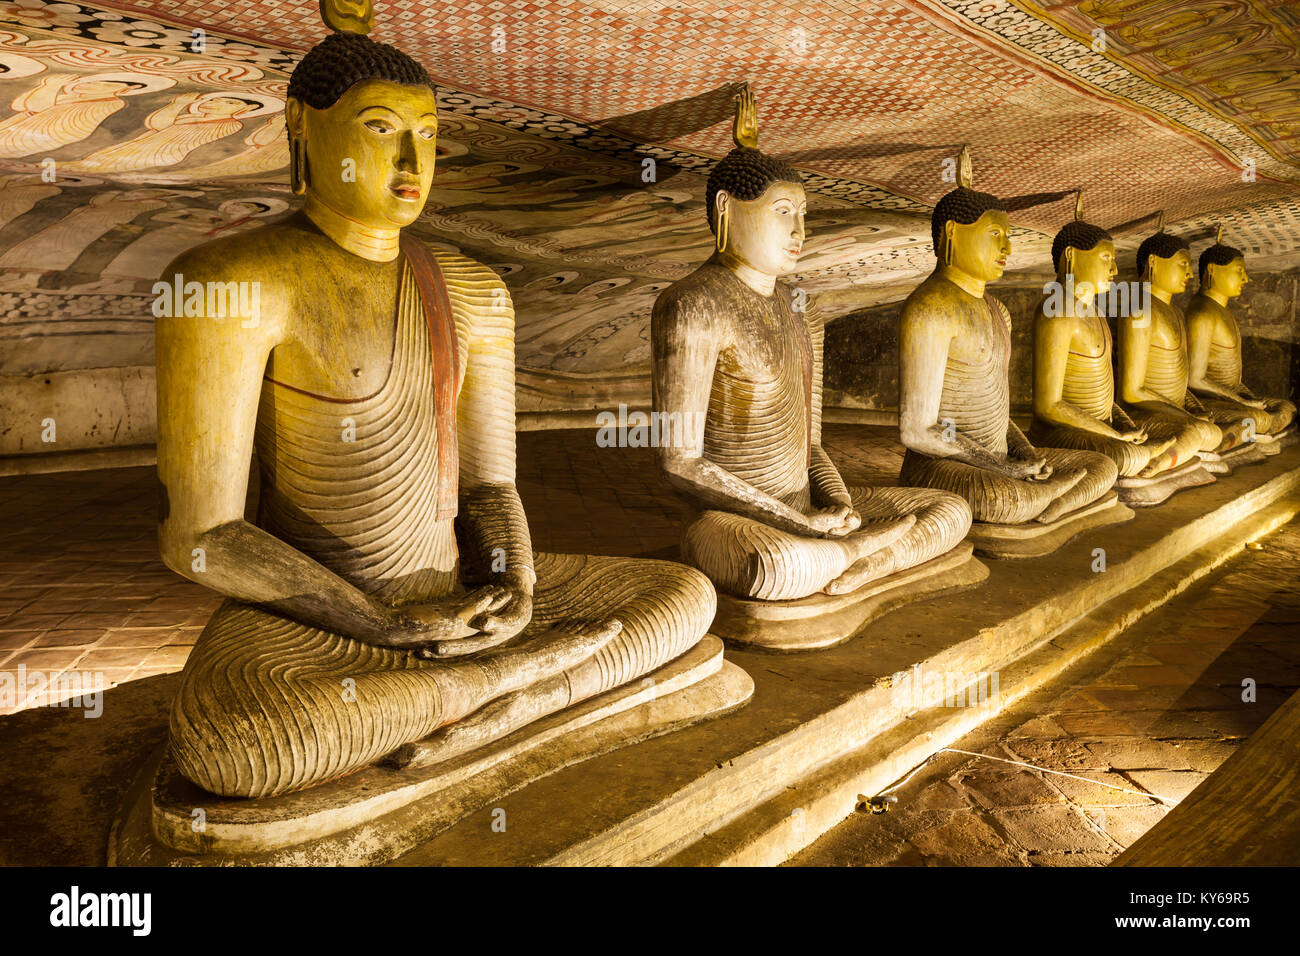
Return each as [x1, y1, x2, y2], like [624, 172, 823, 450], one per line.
[395, 130, 420, 173]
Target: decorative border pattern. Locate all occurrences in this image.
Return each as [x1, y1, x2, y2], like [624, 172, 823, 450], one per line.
[935, 0, 1299, 185]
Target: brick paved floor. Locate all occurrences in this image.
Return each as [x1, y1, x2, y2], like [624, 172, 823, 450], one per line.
[0, 425, 903, 713]
[788, 518, 1300, 866]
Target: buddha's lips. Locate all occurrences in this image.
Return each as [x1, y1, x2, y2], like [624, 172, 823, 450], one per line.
[391, 183, 421, 200]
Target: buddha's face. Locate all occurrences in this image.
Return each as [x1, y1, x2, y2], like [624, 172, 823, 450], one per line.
[1066, 240, 1117, 298]
[1148, 249, 1192, 295]
[717, 180, 807, 276]
[945, 209, 1011, 283]
[1206, 256, 1249, 298]
[290, 78, 439, 229]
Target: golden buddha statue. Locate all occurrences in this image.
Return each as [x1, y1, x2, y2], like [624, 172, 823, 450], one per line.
[898, 151, 1122, 554]
[1186, 227, 1295, 440]
[650, 90, 977, 649]
[1117, 224, 1250, 470]
[1029, 199, 1213, 505]
[155, 7, 733, 801]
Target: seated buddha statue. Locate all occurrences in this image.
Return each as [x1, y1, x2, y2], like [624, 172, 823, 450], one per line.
[1186, 229, 1295, 439]
[155, 16, 723, 800]
[898, 151, 1118, 535]
[1117, 227, 1246, 462]
[1029, 202, 1189, 479]
[650, 89, 973, 616]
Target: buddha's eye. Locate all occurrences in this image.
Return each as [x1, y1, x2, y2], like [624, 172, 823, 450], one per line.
[364, 119, 395, 134]
[418, 126, 437, 140]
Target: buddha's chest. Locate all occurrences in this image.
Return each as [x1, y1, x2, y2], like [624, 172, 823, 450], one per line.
[271, 271, 403, 400]
[718, 302, 808, 386]
[1071, 316, 1109, 358]
[1148, 310, 1185, 354]
[950, 306, 1006, 370]
[1210, 314, 1240, 352]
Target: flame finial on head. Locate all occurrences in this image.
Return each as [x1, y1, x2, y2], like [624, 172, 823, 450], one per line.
[732, 84, 758, 149]
[320, 0, 374, 35]
[1074, 188, 1085, 222]
[957, 144, 973, 189]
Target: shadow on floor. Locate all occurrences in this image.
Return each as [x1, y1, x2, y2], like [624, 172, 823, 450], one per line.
[0, 673, 179, 866]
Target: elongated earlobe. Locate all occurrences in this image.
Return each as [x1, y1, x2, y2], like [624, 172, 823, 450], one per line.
[290, 137, 308, 195]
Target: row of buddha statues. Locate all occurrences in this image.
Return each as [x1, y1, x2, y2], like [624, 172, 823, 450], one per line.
[147, 5, 1294, 824]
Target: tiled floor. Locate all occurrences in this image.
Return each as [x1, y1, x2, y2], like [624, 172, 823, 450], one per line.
[0, 425, 904, 714]
[789, 517, 1300, 866]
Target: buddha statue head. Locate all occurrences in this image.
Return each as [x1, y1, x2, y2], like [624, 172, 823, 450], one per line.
[285, 2, 438, 234]
[1136, 222, 1192, 297]
[931, 146, 1010, 284]
[1051, 190, 1116, 301]
[705, 86, 806, 277]
[1198, 226, 1249, 299]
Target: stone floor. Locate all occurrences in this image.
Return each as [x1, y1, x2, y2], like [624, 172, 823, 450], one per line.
[0, 425, 901, 713]
[788, 516, 1300, 867]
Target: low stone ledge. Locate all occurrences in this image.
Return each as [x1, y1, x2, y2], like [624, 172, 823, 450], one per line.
[386, 446, 1300, 865]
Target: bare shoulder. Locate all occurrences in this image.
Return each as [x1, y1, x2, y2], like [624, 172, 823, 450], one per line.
[1184, 294, 1221, 329]
[155, 219, 308, 344]
[161, 217, 308, 286]
[652, 262, 733, 337]
[1124, 295, 1164, 330]
[900, 273, 962, 332]
[1035, 304, 1075, 337]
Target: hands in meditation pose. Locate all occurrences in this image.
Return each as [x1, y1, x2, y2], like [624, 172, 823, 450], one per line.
[650, 90, 972, 603]
[1029, 215, 1181, 478]
[898, 161, 1117, 526]
[156, 28, 715, 799]
[1186, 236, 1295, 438]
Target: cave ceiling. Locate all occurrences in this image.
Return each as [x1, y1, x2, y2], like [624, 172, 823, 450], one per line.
[1, 0, 1297, 383]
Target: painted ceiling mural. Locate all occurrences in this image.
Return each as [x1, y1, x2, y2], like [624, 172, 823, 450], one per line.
[0, 0, 1297, 401]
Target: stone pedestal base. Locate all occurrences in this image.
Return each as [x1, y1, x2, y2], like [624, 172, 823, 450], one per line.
[709, 542, 987, 652]
[109, 635, 751, 866]
[1115, 459, 1216, 507]
[966, 491, 1134, 559]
